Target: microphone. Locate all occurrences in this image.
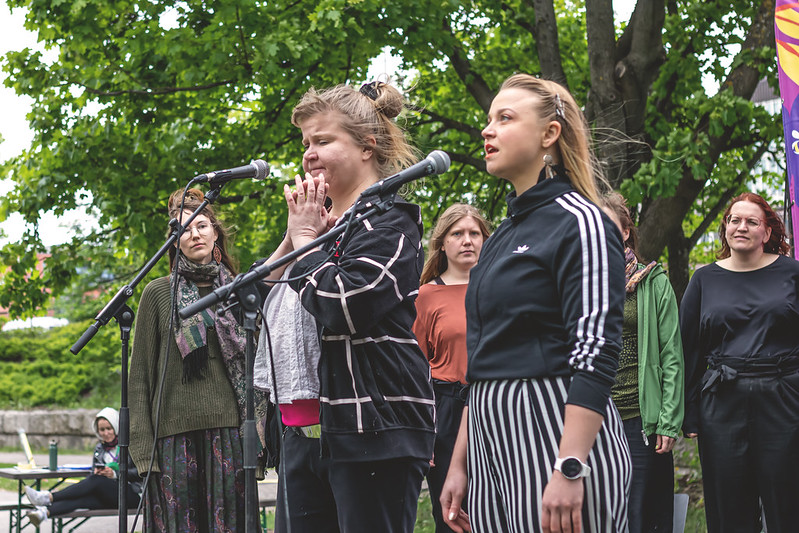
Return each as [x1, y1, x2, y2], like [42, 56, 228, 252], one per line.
[361, 150, 450, 197]
[192, 159, 270, 184]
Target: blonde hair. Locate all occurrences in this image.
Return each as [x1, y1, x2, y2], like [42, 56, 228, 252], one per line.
[499, 74, 604, 205]
[291, 82, 419, 179]
[420, 204, 492, 285]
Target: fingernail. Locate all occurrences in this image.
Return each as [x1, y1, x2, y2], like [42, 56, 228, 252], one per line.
[449, 512, 455, 521]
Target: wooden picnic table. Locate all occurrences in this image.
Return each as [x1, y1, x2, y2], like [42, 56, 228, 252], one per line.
[0, 467, 89, 533]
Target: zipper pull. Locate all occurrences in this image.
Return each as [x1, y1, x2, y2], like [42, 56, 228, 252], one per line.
[641, 430, 649, 447]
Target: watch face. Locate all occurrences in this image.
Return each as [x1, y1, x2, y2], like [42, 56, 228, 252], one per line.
[560, 458, 583, 479]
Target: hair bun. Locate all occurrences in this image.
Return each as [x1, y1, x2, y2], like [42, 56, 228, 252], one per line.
[366, 82, 404, 119]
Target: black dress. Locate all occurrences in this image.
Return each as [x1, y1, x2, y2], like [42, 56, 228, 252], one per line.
[680, 255, 799, 533]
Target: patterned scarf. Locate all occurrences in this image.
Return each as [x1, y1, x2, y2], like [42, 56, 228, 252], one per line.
[172, 255, 269, 471]
[624, 247, 657, 293]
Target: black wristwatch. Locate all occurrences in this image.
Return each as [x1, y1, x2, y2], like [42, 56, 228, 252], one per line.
[553, 456, 591, 480]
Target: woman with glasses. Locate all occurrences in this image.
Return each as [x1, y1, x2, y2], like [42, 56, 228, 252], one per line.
[680, 192, 799, 532]
[129, 188, 256, 532]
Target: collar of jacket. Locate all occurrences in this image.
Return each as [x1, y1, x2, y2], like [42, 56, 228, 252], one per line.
[346, 192, 423, 238]
[505, 167, 574, 220]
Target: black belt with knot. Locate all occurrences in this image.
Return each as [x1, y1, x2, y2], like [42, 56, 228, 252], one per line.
[432, 379, 470, 402]
[701, 355, 799, 394]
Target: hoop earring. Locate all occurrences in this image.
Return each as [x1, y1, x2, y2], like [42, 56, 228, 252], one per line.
[213, 242, 223, 263]
[543, 153, 555, 180]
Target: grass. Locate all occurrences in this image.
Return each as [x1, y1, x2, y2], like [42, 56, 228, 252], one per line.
[0, 442, 711, 532]
[258, 492, 435, 533]
[0, 462, 20, 493]
[414, 490, 435, 532]
[411, 439, 711, 533]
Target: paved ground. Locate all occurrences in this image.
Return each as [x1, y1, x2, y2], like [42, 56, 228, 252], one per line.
[0, 450, 278, 532]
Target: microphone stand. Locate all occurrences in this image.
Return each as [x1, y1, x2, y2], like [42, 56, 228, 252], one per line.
[178, 192, 401, 533]
[70, 184, 225, 533]
[230, 279, 262, 533]
[178, 192, 399, 320]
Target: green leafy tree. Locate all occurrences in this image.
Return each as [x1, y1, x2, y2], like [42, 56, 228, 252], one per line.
[0, 0, 782, 315]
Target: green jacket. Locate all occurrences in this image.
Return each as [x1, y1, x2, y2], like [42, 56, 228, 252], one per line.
[636, 264, 685, 438]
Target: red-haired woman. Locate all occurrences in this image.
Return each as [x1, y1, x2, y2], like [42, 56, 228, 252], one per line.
[680, 192, 799, 533]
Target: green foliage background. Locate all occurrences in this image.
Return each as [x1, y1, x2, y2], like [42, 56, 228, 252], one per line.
[0, 0, 784, 318]
[0, 321, 121, 408]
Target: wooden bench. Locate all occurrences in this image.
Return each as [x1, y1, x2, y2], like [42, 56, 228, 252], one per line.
[259, 496, 277, 531]
[0, 502, 33, 532]
[48, 497, 277, 532]
[53, 508, 136, 533]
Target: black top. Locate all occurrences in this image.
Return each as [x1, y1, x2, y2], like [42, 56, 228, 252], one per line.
[289, 194, 435, 463]
[93, 441, 143, 493]
[679, 254, 799, 433]
[612, 292, 640, 420]
[465, 172, 625, 415]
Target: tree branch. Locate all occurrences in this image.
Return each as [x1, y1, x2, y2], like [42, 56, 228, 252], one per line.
[79, 80, 234, 97]
[447, 150, 486, 171]
[216, 189, 277, 204]
[442, 19, 495, 112]
[585, 0, 626, 185]
[530, 0, 568, 88]
[235, 6, 253, 73]
[617, 0, 666, 134]
[637, 0, 776, 261]
[585, 0, 619, 119]
[688, 142, 769, 245]
[406, 103, 483, 141]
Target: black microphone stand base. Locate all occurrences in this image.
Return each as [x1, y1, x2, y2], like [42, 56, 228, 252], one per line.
[234, 281, 262, 533]
[115, 304, 134, 533]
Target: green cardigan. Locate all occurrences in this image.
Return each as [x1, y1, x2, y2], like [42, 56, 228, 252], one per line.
[636, 264, 685, 439]
[128, 276, 240, 474]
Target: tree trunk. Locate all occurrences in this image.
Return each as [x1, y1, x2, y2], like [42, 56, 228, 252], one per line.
[666, 232, 691, 304]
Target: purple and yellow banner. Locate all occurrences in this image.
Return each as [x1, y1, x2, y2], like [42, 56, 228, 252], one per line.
[776, 1, 799, 257]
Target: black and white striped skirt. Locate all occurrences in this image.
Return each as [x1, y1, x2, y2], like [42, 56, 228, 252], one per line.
[467, 377, 631, 532]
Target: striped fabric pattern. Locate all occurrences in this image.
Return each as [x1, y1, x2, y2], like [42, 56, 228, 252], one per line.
[305, 232, 431, 433]
[468, 378, 632, 533]
[555, 192, 611, 374]
[287, 199, 435, 462]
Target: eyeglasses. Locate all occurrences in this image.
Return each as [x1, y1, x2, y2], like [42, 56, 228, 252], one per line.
[725, 215, 762, 229]
[182, 222, 215, 236]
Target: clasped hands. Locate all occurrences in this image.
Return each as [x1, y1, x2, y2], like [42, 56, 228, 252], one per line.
[283, 173, 338, 251]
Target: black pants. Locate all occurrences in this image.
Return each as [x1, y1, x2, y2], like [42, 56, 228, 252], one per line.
[275, 429, 427, 533]
[50, 474, 141, 517]
[698, 371, 799, 533]
[622, 416, 673, 533]
[426, 381, 468, 533]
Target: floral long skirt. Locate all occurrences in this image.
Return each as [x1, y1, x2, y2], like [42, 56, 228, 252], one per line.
[144, 427, 245, 533]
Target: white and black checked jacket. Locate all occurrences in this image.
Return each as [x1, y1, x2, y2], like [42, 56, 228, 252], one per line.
[289, 195, 436, 463]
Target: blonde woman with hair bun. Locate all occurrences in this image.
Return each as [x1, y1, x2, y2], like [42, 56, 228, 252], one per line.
[254, 80, 434, 533]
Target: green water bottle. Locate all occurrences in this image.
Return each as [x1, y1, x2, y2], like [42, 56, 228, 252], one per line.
[49, 440, 58, 471]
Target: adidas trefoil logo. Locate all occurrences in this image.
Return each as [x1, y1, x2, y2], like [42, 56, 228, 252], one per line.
[512, 244, 530, 254]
